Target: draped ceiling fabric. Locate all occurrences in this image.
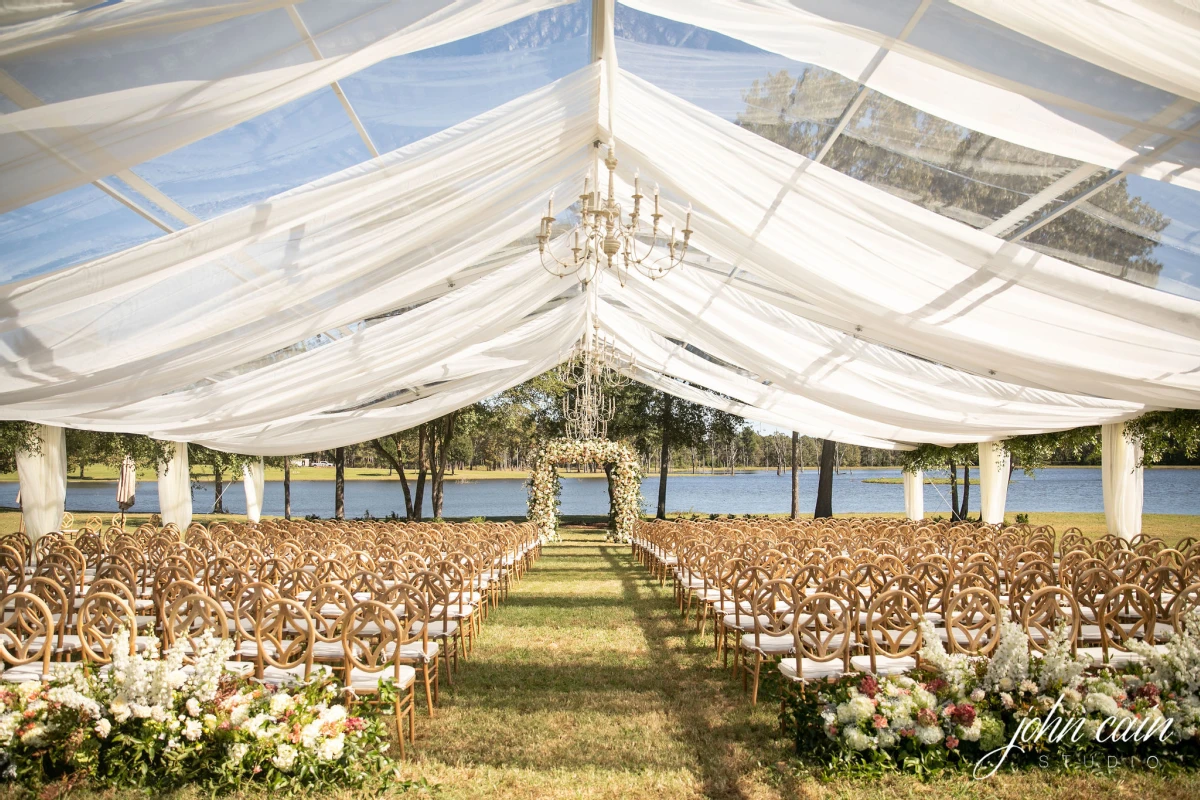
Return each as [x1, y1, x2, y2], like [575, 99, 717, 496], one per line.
[3, 1, 1200, 481]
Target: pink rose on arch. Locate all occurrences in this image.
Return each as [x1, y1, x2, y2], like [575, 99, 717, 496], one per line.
[945, 735, 959, 749]
[916, 708, 938, 727]
[872, 714, 888, 729]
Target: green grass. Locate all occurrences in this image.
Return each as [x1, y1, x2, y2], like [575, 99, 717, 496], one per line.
[6, 526, 1200, 800]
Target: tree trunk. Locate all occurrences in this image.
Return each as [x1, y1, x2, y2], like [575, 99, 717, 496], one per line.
[212, 467, 226, 514]
[814, 439, 835, 518]
[334, 447, 345, 520]
[284, 459, 291, 520]
[371, 439, 414, 519]
[790, 431, 800, 520]
[413, 425, 428, 521]
[948, 460, 960, 521]
[430, 413, 457, 519]
[961, 463, 971, 522]
[656, 396, 673, 520]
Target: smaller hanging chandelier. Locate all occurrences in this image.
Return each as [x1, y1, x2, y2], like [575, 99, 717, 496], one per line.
[557, 324, 635, 440]
[537, 139, 693, 285]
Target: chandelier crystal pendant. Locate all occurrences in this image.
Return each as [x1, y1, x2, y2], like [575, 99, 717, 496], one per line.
[537, 139, 693, 285]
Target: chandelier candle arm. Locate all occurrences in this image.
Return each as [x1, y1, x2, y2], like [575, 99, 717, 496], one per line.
[538, 144, 694, 283]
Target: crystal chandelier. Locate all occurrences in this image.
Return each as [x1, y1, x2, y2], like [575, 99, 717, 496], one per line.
[557, 324, 634, 440]
[537, 140, 693, 285]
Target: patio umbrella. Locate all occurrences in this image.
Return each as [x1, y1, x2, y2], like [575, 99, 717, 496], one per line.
[116, 456, 136, 524]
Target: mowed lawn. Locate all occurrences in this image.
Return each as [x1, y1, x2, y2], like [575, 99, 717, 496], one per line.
[6, 527, 1200, 800]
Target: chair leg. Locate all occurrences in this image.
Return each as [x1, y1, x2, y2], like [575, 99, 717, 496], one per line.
[422, 664, 435, 716]
[751, 653, 762, 706]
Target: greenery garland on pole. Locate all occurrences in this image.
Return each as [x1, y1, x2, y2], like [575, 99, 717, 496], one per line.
[527, 437, 642, 542]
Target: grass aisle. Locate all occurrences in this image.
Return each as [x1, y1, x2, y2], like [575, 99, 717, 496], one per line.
[406, 526, 786, 800]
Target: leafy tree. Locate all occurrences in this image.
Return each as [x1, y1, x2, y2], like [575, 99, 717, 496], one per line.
[187, 445, 253, 514]
[899, 443, 979, 521]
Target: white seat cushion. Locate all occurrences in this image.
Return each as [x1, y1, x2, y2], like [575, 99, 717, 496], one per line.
[778, 657, 847, 682]
[740, 633, 794, 654]
[850, 654, 917, 675]
[346, 665, 416, 691]
[0, 664, 51, 682]
[413, 620, 459, 638]
[257, 663, 332, 685]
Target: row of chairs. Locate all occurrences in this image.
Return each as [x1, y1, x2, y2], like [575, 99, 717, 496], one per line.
[632, 518, 1198, 703]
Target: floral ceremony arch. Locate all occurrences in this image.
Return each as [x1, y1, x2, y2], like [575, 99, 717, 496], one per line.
[528, 438, 642, 542]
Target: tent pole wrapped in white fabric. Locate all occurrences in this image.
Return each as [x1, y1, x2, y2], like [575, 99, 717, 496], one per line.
[243, 457, 265, 524]
[14, 423, 66, 541]
[156, 442, 192, 531]
[1102, 422, 1145, 540]
[3, 0, 1200, 534]
[976, 441, 1011, 525]
[903, 470, 924, 522]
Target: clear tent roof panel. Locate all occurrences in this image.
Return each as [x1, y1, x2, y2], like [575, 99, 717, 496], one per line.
[130, 85, 375, 221]
[614, 0, 1200, 300]
[340, 3, 589, 155]
[0, 182, 162, 283]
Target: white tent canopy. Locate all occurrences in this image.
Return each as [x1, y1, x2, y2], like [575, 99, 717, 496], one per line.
[3, 0, 1199, 468]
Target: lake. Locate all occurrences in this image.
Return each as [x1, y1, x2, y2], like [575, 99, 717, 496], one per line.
[2, 467, 1200, 519]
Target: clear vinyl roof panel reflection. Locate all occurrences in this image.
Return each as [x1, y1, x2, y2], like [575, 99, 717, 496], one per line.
[614, 0, 1200, 300]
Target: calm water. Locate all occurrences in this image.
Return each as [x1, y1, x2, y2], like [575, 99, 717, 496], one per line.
[2, 467, 1200, 518]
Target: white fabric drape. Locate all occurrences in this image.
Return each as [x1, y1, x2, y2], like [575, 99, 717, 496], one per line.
[951, 0, 1200, 104]
[243, 457, 265, 523]
[1102, 422, 1144, 540]
[903, 469, 923, 522]
[622, 0, 1200, 191]
[188, 295, 587, 454]
[0, 0, 571, 213]
[156, 441, 192, 530]
[14, 423, 66, 541]
[0, 66, 599, 415]
[977, 441, 1011, 525]
[606, 261, 1148, 440]
[612, 70, 1200, 409]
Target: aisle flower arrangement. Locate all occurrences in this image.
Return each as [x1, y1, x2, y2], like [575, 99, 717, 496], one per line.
[528, 437, 642, 542]
[0, 628, 401, 793]
[782, 609, 1200, 778]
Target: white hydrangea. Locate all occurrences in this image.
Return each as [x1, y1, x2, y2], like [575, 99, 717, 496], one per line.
[0, 713, 20, 745]
[959, 719, 982, 742]
[269, 692, 293, 717]
[842, 727, 875, 751]
[94, 718, 111, 739]
[300, 719, 324, 749]
[272, 743, 298, 772]
[186, 698, 201, 717]
[836, 695, 876, 725]
[915, 724, 944, 745]
[317, 733, 345, 761]
[183, 719, 204, 741]
[227, 742, 250, 766]
[1084, 692, 1119, 717]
